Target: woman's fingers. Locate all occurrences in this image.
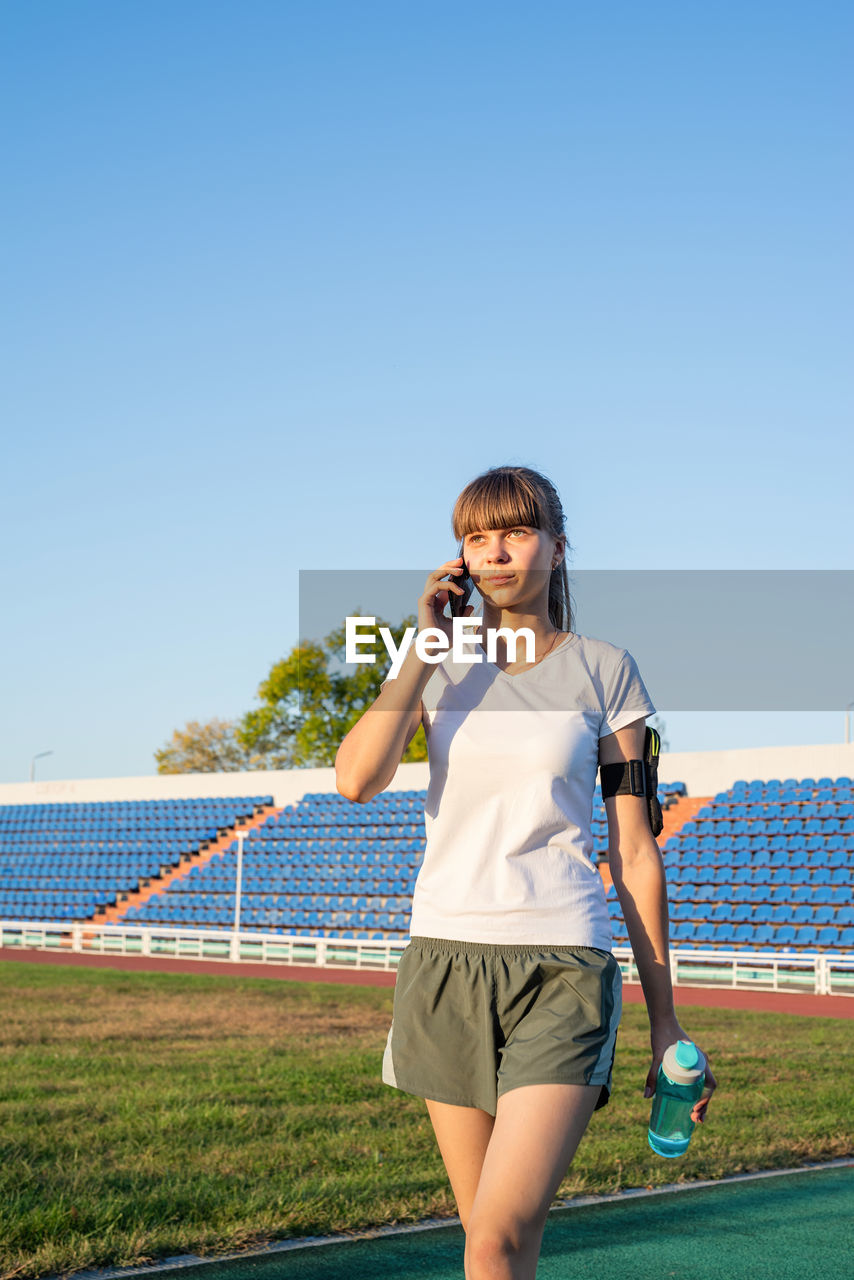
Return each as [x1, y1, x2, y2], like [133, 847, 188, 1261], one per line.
[420, 584, 464, 611]
[418, 560, 468, 633]
[424, 561, 464, 586]
[420, 561, 466, 603]
[643, 1063, 658, 1100]
[692, 1060, 717, 1123]
[430, 558, 464, 576]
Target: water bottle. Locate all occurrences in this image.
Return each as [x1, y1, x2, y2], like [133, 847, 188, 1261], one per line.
[647, 1039, 706, 1158]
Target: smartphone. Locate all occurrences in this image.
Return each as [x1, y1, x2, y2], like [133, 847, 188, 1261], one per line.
[449, 545, 473, 618]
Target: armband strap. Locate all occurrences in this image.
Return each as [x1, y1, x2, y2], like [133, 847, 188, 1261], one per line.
[599, 725, 663, 837]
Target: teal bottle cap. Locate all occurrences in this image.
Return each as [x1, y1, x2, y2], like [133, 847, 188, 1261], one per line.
[661, 1039, 705, 1084]
[674, 1040, 700, 1069]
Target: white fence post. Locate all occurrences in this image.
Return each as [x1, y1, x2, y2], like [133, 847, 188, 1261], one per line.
[669, 950, 679, 988]
[230, 832, 244, 962]
[71, 923, 82, 953]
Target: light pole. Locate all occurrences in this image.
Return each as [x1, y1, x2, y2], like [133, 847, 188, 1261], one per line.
[232, 831, 245, 959]
[30, 750, 53, 782]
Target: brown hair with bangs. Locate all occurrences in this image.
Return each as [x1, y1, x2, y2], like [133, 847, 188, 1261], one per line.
[451, 465, 574, 632]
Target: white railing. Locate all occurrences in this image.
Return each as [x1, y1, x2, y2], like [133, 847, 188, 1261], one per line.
[1, 920, 852, 995]
[655, 945, 853, 997]
[0, 919, 407, 972]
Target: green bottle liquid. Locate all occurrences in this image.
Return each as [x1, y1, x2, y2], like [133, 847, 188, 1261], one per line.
[648, 1040, 706, 1158]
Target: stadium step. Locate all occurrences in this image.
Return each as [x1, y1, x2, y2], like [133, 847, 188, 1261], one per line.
[91, 803, 282, 925]
[658, 794, 712, 847]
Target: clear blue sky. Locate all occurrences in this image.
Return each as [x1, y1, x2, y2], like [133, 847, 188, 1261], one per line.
[2, 0, 852, 784]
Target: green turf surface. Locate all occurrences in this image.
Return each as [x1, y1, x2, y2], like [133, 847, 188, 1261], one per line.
[86, 1167, 854, 1280]
[2, 962, 852, 1278]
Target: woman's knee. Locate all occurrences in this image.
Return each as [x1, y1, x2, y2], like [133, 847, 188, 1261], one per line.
[464, 1219, 542, 1278]
[465, 1230, 519, 1278]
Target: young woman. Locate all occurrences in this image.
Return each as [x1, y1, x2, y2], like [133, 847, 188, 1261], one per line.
[335, 464, 715, 1280]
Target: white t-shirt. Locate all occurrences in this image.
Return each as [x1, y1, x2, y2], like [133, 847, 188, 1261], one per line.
[408, 631, 656, 947]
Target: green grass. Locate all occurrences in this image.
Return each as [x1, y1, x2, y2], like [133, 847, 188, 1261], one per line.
[1, 961, 852, 1279]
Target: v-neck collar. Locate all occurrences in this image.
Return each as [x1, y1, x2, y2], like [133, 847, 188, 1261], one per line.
[476, 632, 578, 680]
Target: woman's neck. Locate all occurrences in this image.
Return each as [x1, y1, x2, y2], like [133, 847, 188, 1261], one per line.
[477, 607, 567, 670]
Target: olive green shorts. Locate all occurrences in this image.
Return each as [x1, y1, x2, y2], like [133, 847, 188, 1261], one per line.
[382, 937, 622, 1115]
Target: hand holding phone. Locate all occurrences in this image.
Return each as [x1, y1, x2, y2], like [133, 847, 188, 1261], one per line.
[449, 548, 473, 618]
[418, 552, 474, 640]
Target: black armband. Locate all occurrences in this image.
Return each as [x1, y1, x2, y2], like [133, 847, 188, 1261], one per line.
[599, 725, 663, 837]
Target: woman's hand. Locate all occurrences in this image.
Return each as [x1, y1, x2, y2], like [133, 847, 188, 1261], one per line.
[418, 557, 475, 641]
[643, 1014, 717, 1125]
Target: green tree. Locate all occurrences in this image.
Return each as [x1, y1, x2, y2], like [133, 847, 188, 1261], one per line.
[155, 614, 427, 773]
[154, 717, 259, 774]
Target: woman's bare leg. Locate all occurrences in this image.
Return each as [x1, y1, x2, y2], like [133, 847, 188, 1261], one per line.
[464, 1083, 600, 1280]
[425, 1099, 495, 1230]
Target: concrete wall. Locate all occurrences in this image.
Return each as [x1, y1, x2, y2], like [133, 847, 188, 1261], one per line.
[657, 742, 854, 798]
[1, 742, 853, 810]
[0, 764, 430, 811]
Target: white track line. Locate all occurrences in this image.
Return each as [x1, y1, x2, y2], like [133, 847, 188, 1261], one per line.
[65, 1158, 854, 1280]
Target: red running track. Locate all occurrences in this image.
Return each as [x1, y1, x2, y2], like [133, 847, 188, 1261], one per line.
[2, 946, 852, 1017]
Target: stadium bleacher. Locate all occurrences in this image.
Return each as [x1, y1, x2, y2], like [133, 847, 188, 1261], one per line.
[0, 796, 271, 922]
[635, 775, 854, 958]
[114, 781, 685, 939]
[0, 776, 851, 955]
[120, 790, 427, 939]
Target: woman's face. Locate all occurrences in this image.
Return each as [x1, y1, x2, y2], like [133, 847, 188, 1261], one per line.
[462, 525, 562, 615]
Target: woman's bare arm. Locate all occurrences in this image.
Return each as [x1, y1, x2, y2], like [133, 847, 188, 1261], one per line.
[335, 648, 430, 802]
[335, 556, 472, 803]
[600, 719, 717, 1121]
